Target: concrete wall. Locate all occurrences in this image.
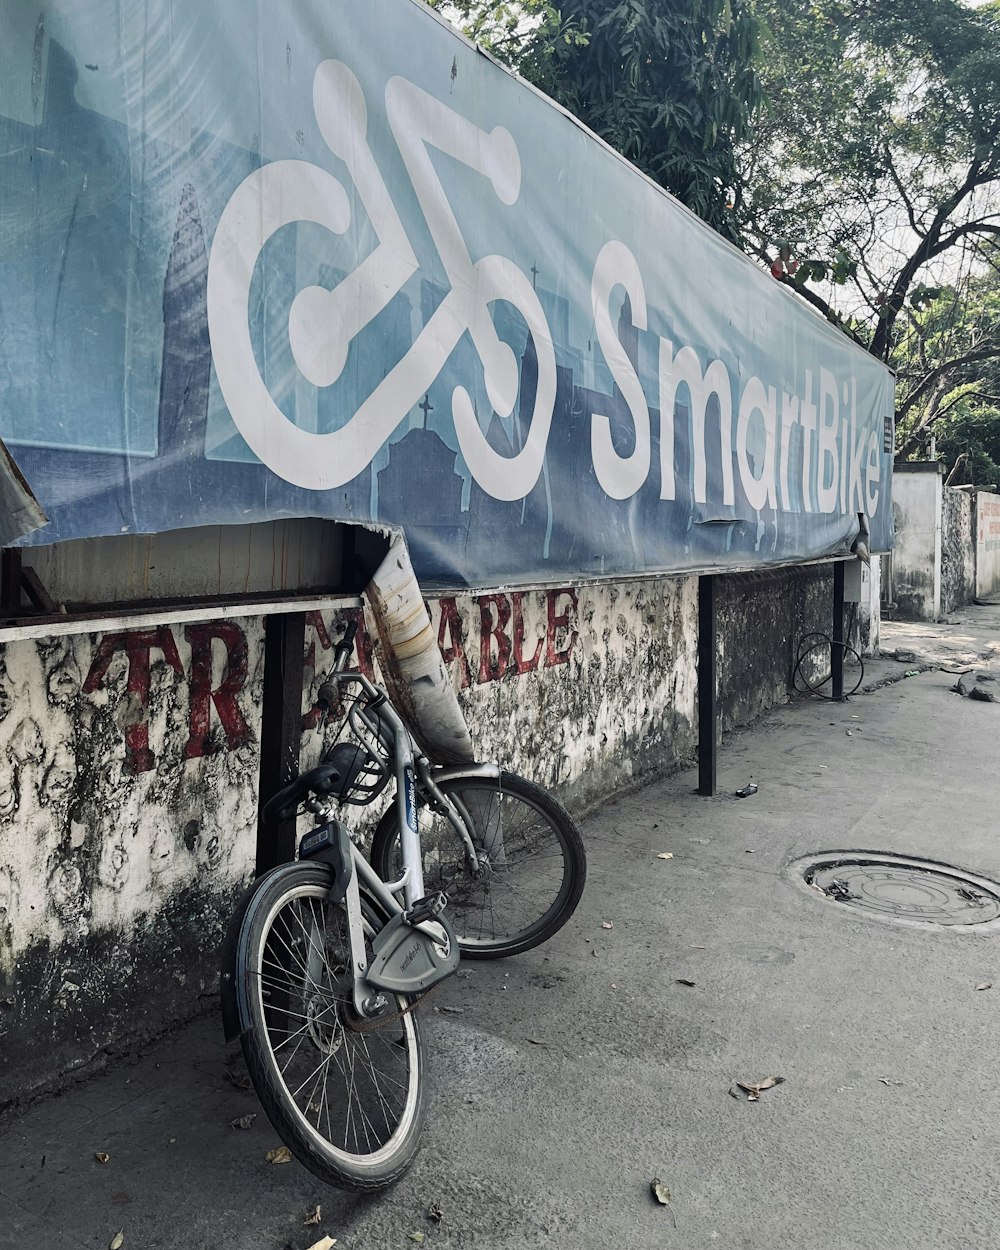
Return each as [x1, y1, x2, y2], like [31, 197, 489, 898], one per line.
[890, 466, 943, 621]
[941, 489, 976, 616]
[0, 564, 873, 1105]
[717, 566, 832, 731]
[975, 492, 1000, 600]
[0, 616, 265, 1105]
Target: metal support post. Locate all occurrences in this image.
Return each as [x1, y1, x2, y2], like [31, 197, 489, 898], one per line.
[698, 574, 717, 797]
[0, 549, 21, 613]
[256, 611, 306, 875]
[832, 561, 845, 701]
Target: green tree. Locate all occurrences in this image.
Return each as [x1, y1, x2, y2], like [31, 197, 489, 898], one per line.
[427, 0, 765, 242]
[893, 265, 1000, 461]
[741, 0, 1000, 454]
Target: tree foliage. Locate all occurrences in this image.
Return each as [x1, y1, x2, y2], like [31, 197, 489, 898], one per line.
[427, 0, 765, 242]
[741, 0, 1000, 461]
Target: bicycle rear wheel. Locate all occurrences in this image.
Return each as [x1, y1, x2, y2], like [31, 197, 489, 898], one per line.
[235, 864, 425, 1191]
[370, 771, 586, 959]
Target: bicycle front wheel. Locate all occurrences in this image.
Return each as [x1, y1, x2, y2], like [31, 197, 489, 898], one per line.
[370, 771, 586, 959]
[235, 864, 426, 1191]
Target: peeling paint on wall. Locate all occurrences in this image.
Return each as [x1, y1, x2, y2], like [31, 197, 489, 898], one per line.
[942, 489, 975, 615]
[300, 581, 698, 813]
[1, 565, 866, 1104]
[890, 469, 943, 621]
[976, 492, 1000, 600]
[0, 618, 264, 1105]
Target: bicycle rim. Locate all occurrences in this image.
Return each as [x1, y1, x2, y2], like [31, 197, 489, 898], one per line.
[376, 775, 584, 956]
[245, 878, 422, 1180]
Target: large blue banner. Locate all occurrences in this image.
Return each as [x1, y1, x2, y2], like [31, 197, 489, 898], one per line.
[0, 0, 894, 586]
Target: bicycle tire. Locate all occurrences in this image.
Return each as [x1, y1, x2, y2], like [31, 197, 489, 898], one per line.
[370, 771, 586, 959]
[235, 863, 426, 1191]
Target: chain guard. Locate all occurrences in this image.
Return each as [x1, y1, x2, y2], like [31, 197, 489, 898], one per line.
[366, 912, 459, 994]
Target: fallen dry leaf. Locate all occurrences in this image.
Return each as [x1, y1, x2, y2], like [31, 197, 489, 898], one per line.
[408, 1235, 426, 1245]
[527, 1037, 548, 1046]
[427, 1202, 444, 1224]
[649, 1178, 678, 1227]
[602, 921, 614, 930]
[306, 1238, 336, 1250]
[94, 1152, 110, 1164]
[676, 979, 696, 988]
[656, 852, 674, 860]
[735, 1076, 785, 1101]
[231, 1113, 257, 1130]
[438, 1005, 464, 1015]
[265, 1146, 293, 1165]
[591, 948, 599, 957]
[976, 982, 993, 991]
[109, 1233, 124, 1250]
[304, 1205, 322, 1226]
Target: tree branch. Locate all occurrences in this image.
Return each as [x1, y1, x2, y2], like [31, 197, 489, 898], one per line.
[870, 157, 988, 361]
[897, 346, 1000, 420]
[776, 275, 868, 348]
[884, 148, 921, 237]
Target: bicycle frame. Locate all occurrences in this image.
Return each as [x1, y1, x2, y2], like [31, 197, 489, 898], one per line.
[326, 667, 498, 1015]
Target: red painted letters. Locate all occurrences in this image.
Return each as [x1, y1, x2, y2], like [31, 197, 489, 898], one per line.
[83, 628, 184, 774]
[477, 594, 512, 683]
[545, 589, 578, 667]
[511, 592, 544, 675]
[182, 623, 253, 759]
[437, 597, 473, 689]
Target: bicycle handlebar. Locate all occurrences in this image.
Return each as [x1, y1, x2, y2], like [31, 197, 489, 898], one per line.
[316, 623, 361, 713]
[334, 620, 357, 671]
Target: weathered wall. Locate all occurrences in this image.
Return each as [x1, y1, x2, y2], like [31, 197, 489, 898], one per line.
[1, 563, 875, 1105]
[0, 619, 264, 1105]
[890, 467, 942, 621]
[301, 581, 699, 813]
[854, 556, 881, 657]
[716, 566, 836, 731]
[432, 581, 699, 805]
[975, 492, 1000, 600]
[941, 489, 976, 615]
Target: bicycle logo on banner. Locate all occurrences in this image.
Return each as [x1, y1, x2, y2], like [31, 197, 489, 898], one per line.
[207, 60, 556, 501]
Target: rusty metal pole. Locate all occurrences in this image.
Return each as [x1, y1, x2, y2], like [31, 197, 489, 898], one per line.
[698, 574, 717, 797]
[832, 561, 846, 701]
[255, 611, 306, 875]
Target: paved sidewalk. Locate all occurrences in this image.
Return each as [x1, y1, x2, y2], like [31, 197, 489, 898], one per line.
[3, 607, 1000, 1250]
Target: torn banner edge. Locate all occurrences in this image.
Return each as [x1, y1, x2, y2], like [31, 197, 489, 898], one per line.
[0, 436, 47, 546]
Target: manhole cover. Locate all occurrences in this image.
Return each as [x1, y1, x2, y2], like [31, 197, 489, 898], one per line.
[789, 852, 1000, 931]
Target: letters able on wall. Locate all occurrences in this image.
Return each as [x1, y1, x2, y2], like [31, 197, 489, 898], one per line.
[81, 590, 579, 771]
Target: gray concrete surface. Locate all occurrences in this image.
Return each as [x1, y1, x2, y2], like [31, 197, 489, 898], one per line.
[4, 606, 1000, 1250]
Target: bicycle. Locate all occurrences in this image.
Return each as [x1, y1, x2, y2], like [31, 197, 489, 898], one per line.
[220, 621, 586, 1191]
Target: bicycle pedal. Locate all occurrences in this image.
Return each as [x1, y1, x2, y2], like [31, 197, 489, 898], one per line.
[404, 892, 448, 926]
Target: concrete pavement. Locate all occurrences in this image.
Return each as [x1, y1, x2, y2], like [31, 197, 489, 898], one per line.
[3, 607, 1000, 1250]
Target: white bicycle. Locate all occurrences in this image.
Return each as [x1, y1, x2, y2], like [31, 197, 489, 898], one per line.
[220, 623, 586, 1190]
[207, 58, 556, 501]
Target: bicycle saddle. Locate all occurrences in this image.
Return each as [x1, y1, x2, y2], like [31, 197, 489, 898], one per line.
[262, 763, 341, 824]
